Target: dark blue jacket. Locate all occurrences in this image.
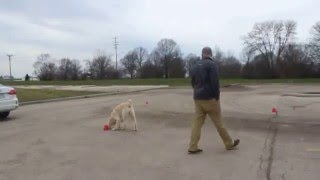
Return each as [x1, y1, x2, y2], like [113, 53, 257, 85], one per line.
[191, 58, 220, 100]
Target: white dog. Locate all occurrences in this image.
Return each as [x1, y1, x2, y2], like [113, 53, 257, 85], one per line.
[107, 99, 137, 131]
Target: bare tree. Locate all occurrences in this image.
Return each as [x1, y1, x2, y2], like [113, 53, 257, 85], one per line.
[33, 53, 57, 81]
[279, 44, 313, 78]
[57, 58, 73, 80]
[213, 46, 224, 62]
[70, 59, 82, 80]
[33, 53, 51, 74]
[220, 55, 242, 78]
[86, 50, 112, 79]
[139, 50, 164, 78]
[243, 20, 297, 77]
[134, 47, 148, 72]
[121, 51, 138, 78]
[148, 50, 162, 67]
[140, 60, 163, 78]
[212, 47, 224, 72]
[169, 57, 186, 78]
[241, 48, 255, 64]
[57, 58, 82, 80]
[153, 39, 181, 78]
[308, 22, 320, 62]
[185, 53, 200, 76]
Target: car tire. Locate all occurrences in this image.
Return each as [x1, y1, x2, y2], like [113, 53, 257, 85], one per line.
[0, 111, 10, 119]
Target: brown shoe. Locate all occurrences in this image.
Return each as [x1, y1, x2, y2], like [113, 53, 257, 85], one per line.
[188, 149, 203, 154]
[227, 139, 240, 150]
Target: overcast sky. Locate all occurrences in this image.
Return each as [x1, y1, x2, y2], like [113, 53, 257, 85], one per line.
[0, 0, 319, 77]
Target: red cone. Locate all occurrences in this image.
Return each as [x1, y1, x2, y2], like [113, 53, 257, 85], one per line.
[272, 107, 277, 113]
[103, 124, 109, 131]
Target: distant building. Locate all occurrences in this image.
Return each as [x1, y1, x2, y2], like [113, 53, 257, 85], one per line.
[2, 75, 12, 80]
[30, 76, 39, 81]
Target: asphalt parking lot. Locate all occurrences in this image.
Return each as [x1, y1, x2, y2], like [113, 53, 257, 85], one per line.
[0, 85, 319, 180]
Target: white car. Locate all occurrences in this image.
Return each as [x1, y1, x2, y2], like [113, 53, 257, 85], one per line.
[0, 84, 19, 118]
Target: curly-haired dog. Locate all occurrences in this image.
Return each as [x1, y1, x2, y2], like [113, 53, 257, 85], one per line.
[107, 99, 137, 131]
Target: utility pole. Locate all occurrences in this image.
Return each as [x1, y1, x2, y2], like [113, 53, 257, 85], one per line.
[7, 54, 13, 80]
[113, 37, 119, 70]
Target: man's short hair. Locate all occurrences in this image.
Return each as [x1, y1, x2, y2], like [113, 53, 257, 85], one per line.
[202, 47, 213, 58]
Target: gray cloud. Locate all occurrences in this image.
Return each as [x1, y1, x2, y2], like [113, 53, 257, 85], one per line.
[0, 0, 319, 77]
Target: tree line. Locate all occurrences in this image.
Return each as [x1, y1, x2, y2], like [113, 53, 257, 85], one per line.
[33, 20, 320, 80]
[242, 21, 320, 78]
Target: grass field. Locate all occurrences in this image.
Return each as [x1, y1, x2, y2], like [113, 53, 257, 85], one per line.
[16, 88, 97, 102]
[2, 78, 320, 87]
[3, 78, 320, 102]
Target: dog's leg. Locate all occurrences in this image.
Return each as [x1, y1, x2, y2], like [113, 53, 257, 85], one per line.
[121, 111, 127, 130]
[112, 116, 121, 131]
[130, 108, 138, 131]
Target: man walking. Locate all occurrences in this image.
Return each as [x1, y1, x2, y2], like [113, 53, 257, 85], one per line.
[188, 47, 240, 154]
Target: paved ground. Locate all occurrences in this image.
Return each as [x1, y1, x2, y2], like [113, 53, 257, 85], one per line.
[0, 84, 320, 180]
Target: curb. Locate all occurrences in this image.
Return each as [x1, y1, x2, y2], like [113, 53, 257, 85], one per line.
[222, 83, 241, 88]
[20, 87, 168, 106]
[282, 93, 320, 97]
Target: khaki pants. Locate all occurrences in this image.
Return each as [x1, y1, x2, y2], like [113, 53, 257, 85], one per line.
[189, 99, 233, 151]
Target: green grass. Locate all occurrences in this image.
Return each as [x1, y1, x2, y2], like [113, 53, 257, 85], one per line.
[5, 78, 320, 102]
[2, 78, 320, 87]
[16, 88, 97, 102]
[2, 79, 190, 86]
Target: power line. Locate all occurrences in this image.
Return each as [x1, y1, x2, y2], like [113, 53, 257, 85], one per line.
[113, 37, 119, 70]
[7, 54, 13, 80]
